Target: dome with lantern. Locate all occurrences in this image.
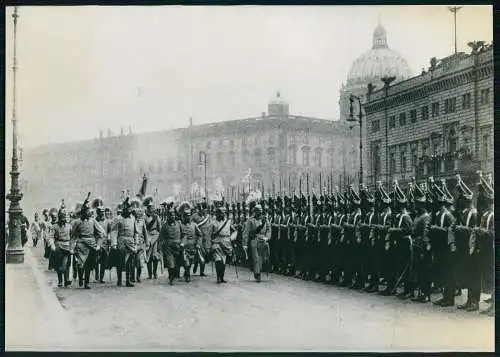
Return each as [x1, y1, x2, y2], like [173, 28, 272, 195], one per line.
[339, 24, 413, 120]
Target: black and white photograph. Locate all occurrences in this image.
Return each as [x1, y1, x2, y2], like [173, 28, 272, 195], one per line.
[4, 4, 494, 352]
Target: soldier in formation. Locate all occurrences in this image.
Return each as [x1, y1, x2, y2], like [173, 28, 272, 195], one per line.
[32, 171, 493, 316]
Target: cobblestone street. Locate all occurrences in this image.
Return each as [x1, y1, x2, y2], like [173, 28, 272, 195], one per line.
[26, 244, 494, 352]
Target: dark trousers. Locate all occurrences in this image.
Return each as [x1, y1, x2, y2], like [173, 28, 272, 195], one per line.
[467, 253, 482, 304]
[415, 247, 432, 296]
[442, 251, 457, 302]
[382, 246, 396, 290]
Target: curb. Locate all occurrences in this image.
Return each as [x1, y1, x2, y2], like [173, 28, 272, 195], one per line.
[19, 249, 80, 351]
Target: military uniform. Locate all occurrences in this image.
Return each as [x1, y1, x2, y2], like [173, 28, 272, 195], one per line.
[144, 197, 162, 279]
[192, 202, 213, 277]
[72, 196, 106, 289]
[179, 202, 202, 283]
[211, 205, 236, 283]
[242, 203, 271, 282]
[50, 203, 74, 287]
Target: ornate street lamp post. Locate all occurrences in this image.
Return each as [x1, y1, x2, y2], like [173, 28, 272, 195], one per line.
[6, 6, 25, 264]
[348, 94, 364, 186]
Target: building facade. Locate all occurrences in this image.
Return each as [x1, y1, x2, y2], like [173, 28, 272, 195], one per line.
[363, 42, 493, 188]
[23, 96, 358, 212]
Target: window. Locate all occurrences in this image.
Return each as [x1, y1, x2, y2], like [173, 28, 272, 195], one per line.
[242, 136, 247, 146]
[421, 106, 429, 120]
[229, 151, 235, 168]
[229, 139, 234, 149]
[390, 152, 396, 174]
[267, 148, 275, 164]
[483, 134, 490, 158]
[444, 98, 457, 114]
[480, 88, 490, 105]
[399, 112, 406, 126]
[447, 129, 457, 153]
[372, 144, 381, 178]
[431, 102, 440, 117]
[242, 150, 249, 165]
[288, 146, 297, 164]
[206, 141, 211, 149]
[400, 150, 407, 173]
[302, 150, 310, 166]
[411, 148, 418, 170]
[268, 135, 274, 146]
[410, 109, 417, 123]
[314, 150, 322, 167]
[462, 93, 471, 109]
[254, 148, 262, 166]
[389, 115, 396, 128]
[372, 120, 380, 133]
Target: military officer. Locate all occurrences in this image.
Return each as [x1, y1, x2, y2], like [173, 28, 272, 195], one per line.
[211, 204, 237, 284]
[359, 184, 376, 291]
[192, 200, 213, 277]
[179, 202, 203, 283]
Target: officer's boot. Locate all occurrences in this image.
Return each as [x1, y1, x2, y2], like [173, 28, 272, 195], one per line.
[99, 265, 105, 283]
[125, 266, 134, 287]
[220, 263, 227, 283]
[130, 267, 136, 283]
[192, 262, 198, 274]
[57, 272, 63, 287]
[200, 263, 207, 277]
[94, 265, 100, 283]
[153, 261, 159, 279]
[215, 261, 223, 283]
[168, 268, 175, 285]
[136, 267, 142, 283]
[73, 257, 78, 281]
[117, 268, 123, 286]
[184, 266, 191, 283]
[64, 269, 71, 287]
[147, 261, 153, 279]
[83, 267, 91, 289]
[78, 268, 84, 287]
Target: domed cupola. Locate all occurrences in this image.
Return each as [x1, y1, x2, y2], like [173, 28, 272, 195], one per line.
[338, 23, 413, 120]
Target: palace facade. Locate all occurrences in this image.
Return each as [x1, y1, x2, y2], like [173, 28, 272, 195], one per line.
[23, 96, 358, 212]
[363, 42, 494, 188]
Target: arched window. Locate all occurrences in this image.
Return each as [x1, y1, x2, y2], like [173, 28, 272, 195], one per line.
[254, 148, 262, 166]
[314, 149, 322, 167]
[229, 151, 235, 168]
[288, 145, 297, 165]
[447, 128, 457, 153]
[302, 149, 310, 167]
[267, 148, 275, 164]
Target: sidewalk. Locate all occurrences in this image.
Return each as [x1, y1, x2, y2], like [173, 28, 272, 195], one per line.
[5, 247, 80, 351]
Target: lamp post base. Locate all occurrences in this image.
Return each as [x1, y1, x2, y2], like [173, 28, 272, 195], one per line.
[6, 248, 25, 264]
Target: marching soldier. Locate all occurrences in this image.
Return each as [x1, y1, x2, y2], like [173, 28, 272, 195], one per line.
[72, 194, 106, 289]
[454, 174, 479, 311]
[131, 202, 149, 283]
[391, 180, 414, 299]
[242, 202, 271, 283]
[411, 182, 432, 303]
[30, 212, 42, 248]
[211, 204, 237, 284]
[49, 201, 74, 288]
[474, 172, 494, 316]
[143, 196, 162, 279]
[431, 179, 456, 307]
[160, 203, 183, 285]
[179, 202, 203, 283]
[92, 198, 108, 283]
[46, 208, 59, 271]
[113, 197, 139, 287]
[192, 200, 212, 277]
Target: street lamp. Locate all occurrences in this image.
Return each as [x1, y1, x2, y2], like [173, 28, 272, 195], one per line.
[347, 94, 364, 186]
[199, 151, 208, 202]
[381, 75, 396, 187]
[6, 6, 24, 264]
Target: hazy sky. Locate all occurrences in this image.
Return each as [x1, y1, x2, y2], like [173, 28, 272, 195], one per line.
[4, 5, 493, 150]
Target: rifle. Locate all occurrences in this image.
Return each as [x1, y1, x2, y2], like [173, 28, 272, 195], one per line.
[307, 173, 311, 218]
[320, 172, 322, 196]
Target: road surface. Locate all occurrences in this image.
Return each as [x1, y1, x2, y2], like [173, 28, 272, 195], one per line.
[30, 244, 493, 352]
